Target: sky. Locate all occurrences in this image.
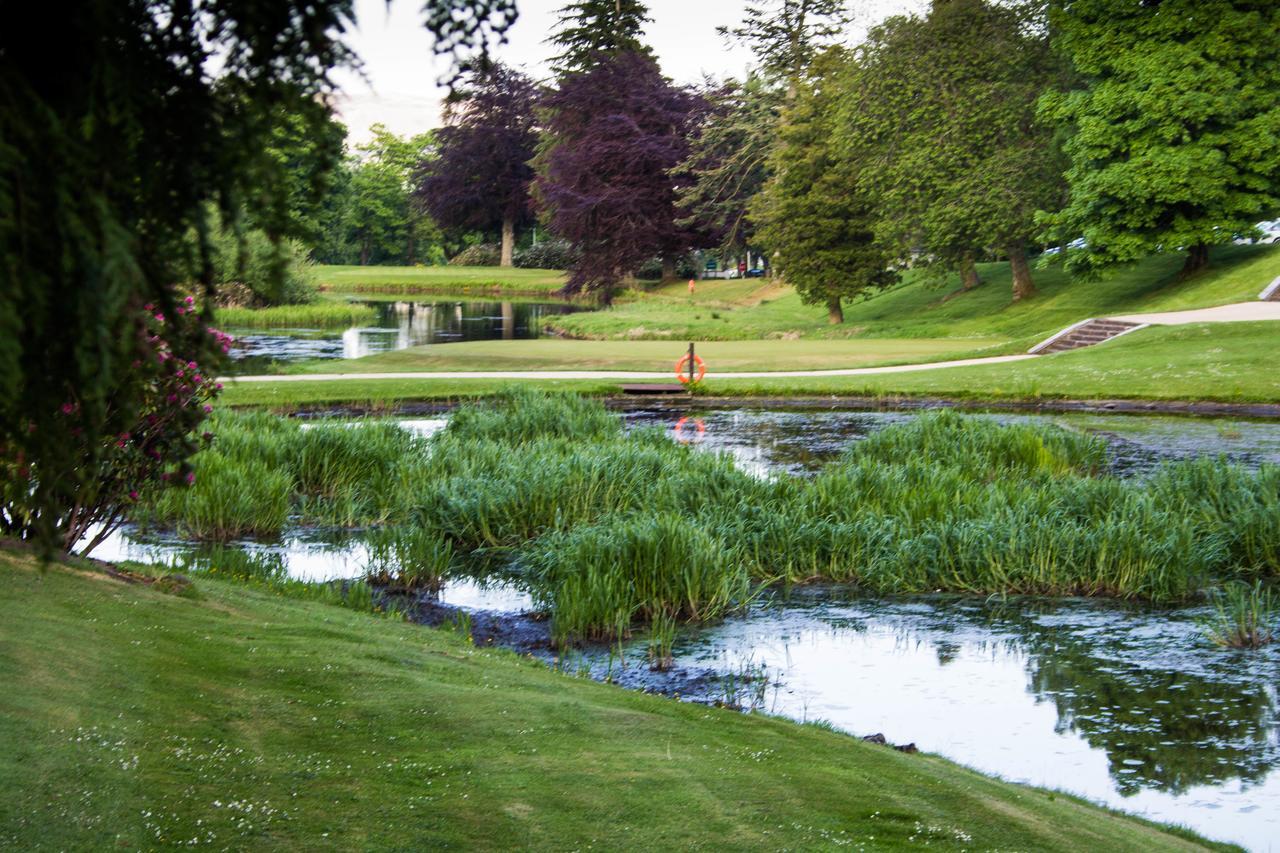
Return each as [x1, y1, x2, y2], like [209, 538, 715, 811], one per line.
[332, 0, 925, 144]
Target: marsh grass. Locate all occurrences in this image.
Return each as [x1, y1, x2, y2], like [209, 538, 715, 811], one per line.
[141, 393, 1280, 644]
[1202, 582, 1278, 649]
[216, 302, 377, 328]
[364, 526, 454, 592]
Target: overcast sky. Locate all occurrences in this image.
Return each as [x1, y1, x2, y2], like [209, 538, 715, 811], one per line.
[332, 0, 926, 144]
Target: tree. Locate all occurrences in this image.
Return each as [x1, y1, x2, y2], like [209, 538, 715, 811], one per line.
[1040, 0, 1280, 277]
[676, 76, 783, 257]
[752, 50, 897, 324]
[416, 64, 539, 267]
[548, 0, 654, 76]
[536, 52, 706, 301]
[679, 1, 848, 262]
[718, 0, 851, 86]
[0, 0, 515, 554]
[838, 0, 1065, 301]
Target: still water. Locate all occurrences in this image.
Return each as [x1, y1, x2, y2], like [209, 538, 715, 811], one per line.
[92, 407, 1280, 849]
[226, 299, 580, 373]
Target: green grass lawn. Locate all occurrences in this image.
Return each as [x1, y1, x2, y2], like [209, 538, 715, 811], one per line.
[283, 337, 1009, 375]
[218, 322, 1278, 408]
[0, 548, 1227, 851]
[552, 244, 1280, 345]
[707, 321, 1280, 402]
[315, 264, 569, 297]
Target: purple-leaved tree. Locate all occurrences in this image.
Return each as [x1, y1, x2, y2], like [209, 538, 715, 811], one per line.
[416, 64, 540, 267]
[537, 51, 706, 301]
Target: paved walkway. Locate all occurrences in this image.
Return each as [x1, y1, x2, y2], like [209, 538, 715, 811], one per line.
[225, 354, 1037, 383]
[221, 299, 1279, 385]
[1108, 301, 1280, 325]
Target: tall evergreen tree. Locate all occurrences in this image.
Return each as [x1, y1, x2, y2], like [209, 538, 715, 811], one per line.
[1040, 0, 1280, 276]
[718, 0, 851, 84]
[536, 52, 705, 301]
[416, 65, 539, 267]
[548, 0, 654, 76]
[838, 0, 1064, 301]
[753, 50, 896, 324]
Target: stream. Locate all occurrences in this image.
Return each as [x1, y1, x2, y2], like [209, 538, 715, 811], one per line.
[93, 407, 1280, 849]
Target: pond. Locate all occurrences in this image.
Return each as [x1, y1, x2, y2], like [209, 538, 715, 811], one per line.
[91, 407, 1280, 850]
[225, 298, 582, 373]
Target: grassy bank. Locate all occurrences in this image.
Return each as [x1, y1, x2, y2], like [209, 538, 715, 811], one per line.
[144, 394, 1279, 644]
[285, 337, 1009, 375]
[0, 548, 1224, 851]
[316, 264, 568, 297]
[218, 321, 1279, 407]
[551, 244, 1280, 342]
[216, 302, 377, 329]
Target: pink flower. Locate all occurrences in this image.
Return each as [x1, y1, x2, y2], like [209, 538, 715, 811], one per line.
[184, 472, 196, 485]
[202, 404, 212, 413]
[185, 296, 195, 305]
[215, 383, 223, 391]
[128, 490, 139, 501]
[60, 402, 75, 415]
[154, 313, 164, 322]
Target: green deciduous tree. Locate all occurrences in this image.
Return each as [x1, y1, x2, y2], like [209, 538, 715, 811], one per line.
[0, 0, 513, 554]
[752, 50, 897, 324]
[838, 0, 1065, 301]
[1040, 0, 1280, 277]
[717, 0, 852, 85]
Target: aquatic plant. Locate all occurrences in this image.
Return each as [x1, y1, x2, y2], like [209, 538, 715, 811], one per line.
[527, 512, 752, 646]
[215, 302, 376, 329]
[136, 393, 1280, 638]
[364, 526, 454, 593]
[1202, 582, 1278, 649]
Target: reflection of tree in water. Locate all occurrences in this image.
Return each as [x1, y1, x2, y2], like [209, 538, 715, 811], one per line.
[982, 602, 1280, 796]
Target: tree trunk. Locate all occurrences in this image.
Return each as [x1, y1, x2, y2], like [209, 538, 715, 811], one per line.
[1008, 243, 1036, 301]
[1182, 242, 1210, 276]
[960, 254, 981, 291]
[499, 215, 515, 268]
[827, 295, 844, 324]
[360, 237, 370, 267]
[661, 256, 676, 282]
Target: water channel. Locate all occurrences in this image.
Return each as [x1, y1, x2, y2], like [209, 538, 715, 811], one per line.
[93, 408, 1280, 849]
[225, 298, 581, 374]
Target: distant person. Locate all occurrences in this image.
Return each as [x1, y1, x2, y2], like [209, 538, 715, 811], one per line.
[737, 260, 747, 277]
[689, 279, 696, 295]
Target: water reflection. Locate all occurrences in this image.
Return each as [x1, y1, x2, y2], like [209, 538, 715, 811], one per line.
[227, 299, 580, 373]
[608, 593, 1280, 849]
[625, 407, 1280, 475]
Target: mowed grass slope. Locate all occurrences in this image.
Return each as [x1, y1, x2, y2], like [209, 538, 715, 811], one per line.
[217, 321, 1278, 407]
[551, 244, 1280, 344]
[286, 337, 1008, 375]
[316, 264, 568, 296]
[0, 550, 1228, 851]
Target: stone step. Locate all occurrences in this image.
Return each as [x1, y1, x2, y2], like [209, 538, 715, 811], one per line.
[1030, 318, 1146, 354]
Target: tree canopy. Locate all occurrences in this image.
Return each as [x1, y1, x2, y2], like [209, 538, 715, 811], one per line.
[0, 0, 514, 553]
[835, 0, 1064, 300]
[416, 64, 540, 267]
[548, 0, 654, 76]
[1040, 0, 1280, 276]
[753, 49, 897, 323]
[536, 51, 706, 301]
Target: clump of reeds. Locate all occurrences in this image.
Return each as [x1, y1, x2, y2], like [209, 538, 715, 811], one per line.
[526, 512, 751, 647]
[215, 302, 376, 329]
[364, 526, 453, 593]
[1202, 582, 1277, 649]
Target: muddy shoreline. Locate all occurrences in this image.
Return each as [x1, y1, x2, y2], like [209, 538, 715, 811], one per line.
[273, 394, 1280, 421]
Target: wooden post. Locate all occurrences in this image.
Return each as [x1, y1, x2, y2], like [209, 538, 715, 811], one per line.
[688, 342, 695, 385]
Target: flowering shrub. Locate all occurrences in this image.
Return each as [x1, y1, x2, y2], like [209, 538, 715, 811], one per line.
[0, 297, 228, 555]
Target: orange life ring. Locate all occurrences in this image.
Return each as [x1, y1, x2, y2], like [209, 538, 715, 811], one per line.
[674, 353, 707, 384]
[673, 416, 707, 443]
